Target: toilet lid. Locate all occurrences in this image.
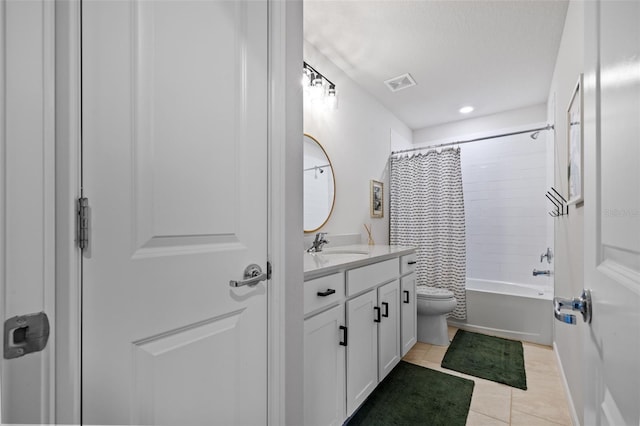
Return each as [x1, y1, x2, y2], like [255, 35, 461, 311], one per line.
[416, 286, 455, 300]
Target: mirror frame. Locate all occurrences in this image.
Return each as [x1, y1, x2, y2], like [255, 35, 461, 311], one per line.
[304, 133, 336, 233]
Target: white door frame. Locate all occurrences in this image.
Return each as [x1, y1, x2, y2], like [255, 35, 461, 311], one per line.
[54, 0, 82, 423]
[1, 0, 56, 423]
[53, 0, 303, 424]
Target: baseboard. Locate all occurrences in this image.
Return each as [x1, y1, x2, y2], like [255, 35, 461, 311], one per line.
[553, 342, 581, 426]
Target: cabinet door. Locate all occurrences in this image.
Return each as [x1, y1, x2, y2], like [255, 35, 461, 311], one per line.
[377, 280, 401, 380]
[346, 290, 378, 417]
[401, 273, 417, 356]
[304, 304, 346, 426]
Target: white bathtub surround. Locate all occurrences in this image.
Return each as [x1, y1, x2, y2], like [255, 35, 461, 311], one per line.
[460, 131, 549, 290]
[390, 148, 467, 319]
[447, 278, 553, 345]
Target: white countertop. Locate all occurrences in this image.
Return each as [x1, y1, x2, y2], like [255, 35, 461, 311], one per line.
[304, 244, 416, 281]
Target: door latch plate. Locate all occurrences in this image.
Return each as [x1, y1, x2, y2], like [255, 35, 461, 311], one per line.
[4, 312, 50, 359]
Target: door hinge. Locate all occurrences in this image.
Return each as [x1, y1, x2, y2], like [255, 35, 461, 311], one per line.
[78, 197, 89, 250]
[267, 261, 272, 280]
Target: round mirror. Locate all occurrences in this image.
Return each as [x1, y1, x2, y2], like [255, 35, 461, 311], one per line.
[304, 134, 336, 233]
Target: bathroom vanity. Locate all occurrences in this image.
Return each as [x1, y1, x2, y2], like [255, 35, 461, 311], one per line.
[303, 245, 417, 425]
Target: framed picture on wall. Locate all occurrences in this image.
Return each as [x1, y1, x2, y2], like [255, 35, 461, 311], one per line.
[567, 74, 584, 205]
[370, 180, 384, 218]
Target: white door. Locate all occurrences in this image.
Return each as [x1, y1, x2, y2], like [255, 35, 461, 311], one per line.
[400, 273, 417, 357]
[377, 280, 400, 381]
[346, 290, 378, 417]
[303, 305, 346, 426]
[583, 1, 640, 424]
[82, 1, 268, 424]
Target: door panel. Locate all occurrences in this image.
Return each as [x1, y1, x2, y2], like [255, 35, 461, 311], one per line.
[401, 274, 417, 357]
[377, 280, 400, 380]
[82, 1, 268, 424]
[304, 305, 346, 426]
[346, 290, 378, 417]
[132, 0, 242, 252]
[583, 1, 640, 424]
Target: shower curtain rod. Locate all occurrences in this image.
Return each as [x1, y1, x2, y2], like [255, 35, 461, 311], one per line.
[390, 124, 554, 156]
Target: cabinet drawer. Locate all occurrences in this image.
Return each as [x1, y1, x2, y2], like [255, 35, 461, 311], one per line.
[346, 258, 398, 296]
[304, 273, 345, 316]
[401, 253, 417, 275]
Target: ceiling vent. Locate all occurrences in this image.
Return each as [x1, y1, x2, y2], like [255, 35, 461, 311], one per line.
[384, 73, 417, 92]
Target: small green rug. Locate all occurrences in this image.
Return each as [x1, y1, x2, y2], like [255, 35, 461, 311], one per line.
[441, 330, 527, 390]
[346, 361, 474, 426]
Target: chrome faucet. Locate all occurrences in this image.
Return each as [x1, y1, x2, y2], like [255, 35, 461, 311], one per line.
[532, 269, 551, 276]
[307, 232, 329, 253]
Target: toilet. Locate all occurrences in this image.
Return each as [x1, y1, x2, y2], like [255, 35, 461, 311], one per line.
[416, 286, 457, 346]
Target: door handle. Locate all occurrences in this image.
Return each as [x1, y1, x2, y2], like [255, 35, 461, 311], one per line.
[403, 290, 410, 304]
[229, 264, 268, 288]
[373, 306, 381, 323]
[339, 325, 347, 346]
[381, 302, 389, 318]
[553, 289, 592, 325]
[407, 260, 417, 265]
[317, 289, 336, 297]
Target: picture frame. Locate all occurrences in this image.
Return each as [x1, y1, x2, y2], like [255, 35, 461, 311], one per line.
[370, 180, 383, 218]
[567, 74, 584, 205]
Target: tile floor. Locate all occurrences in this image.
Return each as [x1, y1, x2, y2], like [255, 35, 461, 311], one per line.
[402, 327, 573, 426]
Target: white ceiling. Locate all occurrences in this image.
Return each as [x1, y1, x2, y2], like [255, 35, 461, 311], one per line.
[304, 0, 569, 131]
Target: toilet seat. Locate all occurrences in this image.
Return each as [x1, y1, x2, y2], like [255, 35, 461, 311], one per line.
[416, 286, 454, 300]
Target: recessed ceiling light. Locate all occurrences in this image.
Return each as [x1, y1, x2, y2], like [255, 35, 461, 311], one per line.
[459, 106, 474, 114]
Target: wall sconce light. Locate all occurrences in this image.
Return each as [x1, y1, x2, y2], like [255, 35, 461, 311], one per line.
[303, 62, 338, 110]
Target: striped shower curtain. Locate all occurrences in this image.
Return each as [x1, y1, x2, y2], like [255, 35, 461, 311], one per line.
[390, 148, 467, 319]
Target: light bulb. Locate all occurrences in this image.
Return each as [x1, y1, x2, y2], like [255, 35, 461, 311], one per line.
[326, 86, 338, 110]
[310, 78, 324, 102]
[301, 72, 310, 88]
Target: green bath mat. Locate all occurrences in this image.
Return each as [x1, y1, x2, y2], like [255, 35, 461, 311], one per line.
[346, 361, 474, 426]
[441, 330, 527, 390]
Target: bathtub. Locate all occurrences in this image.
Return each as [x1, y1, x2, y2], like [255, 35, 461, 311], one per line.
[447, 278, 553, 345]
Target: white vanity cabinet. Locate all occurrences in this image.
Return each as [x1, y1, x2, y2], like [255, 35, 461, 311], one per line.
[400, 272, 417, 356]
[345, 289, 379, 416]
[304, 304, 346, 426]
[400, 253, 418, 357]
[377, 280, 401, 380]
[303, 245, 415, 426]
[344, 279, 401, 417]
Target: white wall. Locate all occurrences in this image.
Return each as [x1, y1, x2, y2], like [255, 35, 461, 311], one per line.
[546, 1, 585, 425]
[412, 106, 551, 289]
[303, 41, 412, 245]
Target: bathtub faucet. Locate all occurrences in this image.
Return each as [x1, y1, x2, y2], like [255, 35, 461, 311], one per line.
[532, 269, 551, 276]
